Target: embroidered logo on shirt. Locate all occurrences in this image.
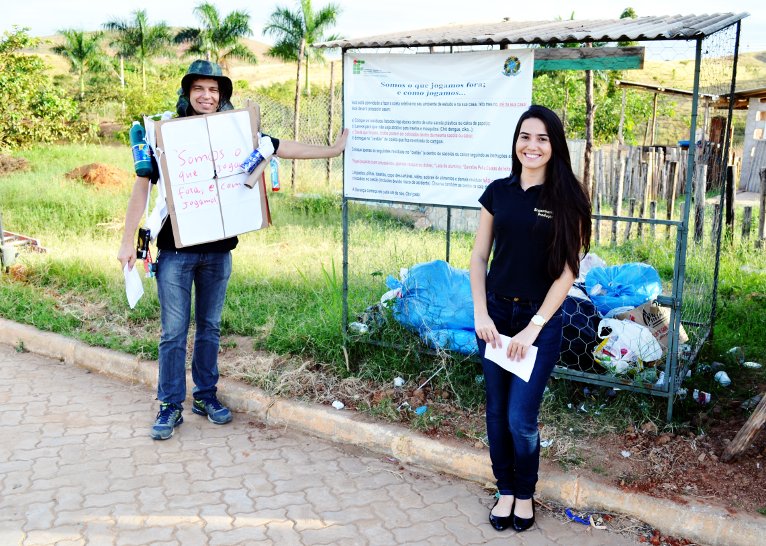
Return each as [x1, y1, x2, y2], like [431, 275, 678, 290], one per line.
[534, 207, 553, 219]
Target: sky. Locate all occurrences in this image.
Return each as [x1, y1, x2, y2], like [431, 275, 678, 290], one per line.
[3, 0, 765, 53]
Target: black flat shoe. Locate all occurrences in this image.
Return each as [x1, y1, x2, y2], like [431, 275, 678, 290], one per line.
[488, 498, 514, 531]
[512, 498, 535, 532]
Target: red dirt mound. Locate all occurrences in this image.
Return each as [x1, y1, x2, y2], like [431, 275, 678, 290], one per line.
[65, 163, 131, 188]
[0, 154, 29, 176]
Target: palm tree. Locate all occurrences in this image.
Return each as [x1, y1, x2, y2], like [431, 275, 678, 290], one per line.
[174, 2, 258, 70]
[52, 30, 107, 100]
[264, 0, 341, 98]
[103, 10, 172, 91]
[264, 0, 341, 189]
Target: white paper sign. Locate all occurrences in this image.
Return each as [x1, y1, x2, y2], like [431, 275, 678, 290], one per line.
[218, 172, 264, 236]
[343, 49, 534, 207]
[206, 109, 252, 178]
[155, 107, 269, 248]
[162, 117, 215, 184]
[483, 334, 538, 382]
[124, 263, 144, 309]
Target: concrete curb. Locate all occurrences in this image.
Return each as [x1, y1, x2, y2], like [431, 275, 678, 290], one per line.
[2, 317, 764, 546]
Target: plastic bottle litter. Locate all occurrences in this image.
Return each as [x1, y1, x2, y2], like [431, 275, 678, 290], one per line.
[129, 121, 152, 177]
[743, 361, 762, 369]
[565, 508, 591, 526]
[393, 377, 405, 388]
[714, 370, 731, 387]
[540, 439, 554, 448]
[741, 395, 763, 410]
[692, 389, 711, 404]
[727, 346, 745, 365]
[347, 322, 369, 334]
[240, 136, 275, 174]
[331, 400, 345, 410]
[269, 156, 280, 191]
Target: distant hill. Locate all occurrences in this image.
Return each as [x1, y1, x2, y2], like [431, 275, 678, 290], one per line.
[26, 32, 337, 89]
[24, 31, 766, 92]
[634, 51, 766, 93]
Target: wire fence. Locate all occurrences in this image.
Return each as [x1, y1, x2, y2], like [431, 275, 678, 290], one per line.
[243, 80, 344, 192]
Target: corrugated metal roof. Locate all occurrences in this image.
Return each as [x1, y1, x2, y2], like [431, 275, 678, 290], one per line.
[316, 13, 748, 49]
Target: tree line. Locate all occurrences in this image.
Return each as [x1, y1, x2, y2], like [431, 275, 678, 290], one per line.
[2, 3, 685, 157]
[0, 0, 340, 150]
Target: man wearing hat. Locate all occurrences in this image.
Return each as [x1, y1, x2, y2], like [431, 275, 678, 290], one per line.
[118, 60, 347, 440]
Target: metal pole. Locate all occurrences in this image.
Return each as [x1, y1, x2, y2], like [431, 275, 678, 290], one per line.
[711, 21, 741, 333]
[666, 37, 704, 422]
[341, 51, 349, 341]
[445, 207, 452, 263]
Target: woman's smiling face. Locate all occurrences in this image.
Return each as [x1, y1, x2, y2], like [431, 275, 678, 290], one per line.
[515, 117, 552, 173]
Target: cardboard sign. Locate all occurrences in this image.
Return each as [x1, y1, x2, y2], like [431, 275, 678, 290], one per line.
[616, 301, 688, 352]
[154, 105, 270, 247]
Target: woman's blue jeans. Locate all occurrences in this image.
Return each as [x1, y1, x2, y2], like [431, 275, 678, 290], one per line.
[156, 250, 232, 405]
[477, 292, 563, 499]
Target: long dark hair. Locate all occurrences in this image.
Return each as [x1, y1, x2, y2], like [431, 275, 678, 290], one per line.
[511, 105, 591, 279]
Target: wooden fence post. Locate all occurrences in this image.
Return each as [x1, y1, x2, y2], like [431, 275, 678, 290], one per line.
[725, 165, 735, 236]
[694, 164, 707, 244]
[666, 160, 678, 236]
[650, 201, 657, 239]
[624, 198, 636, 241]
[612, 155, 626, 245]
[722, 392, 766, 462]
[325, 61, 336, 187]
[594, 193, 601, 246]
[742, 206, 753, 241]
[711, 203, 720, 246]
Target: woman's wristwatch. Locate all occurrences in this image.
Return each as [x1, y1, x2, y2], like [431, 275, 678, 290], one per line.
[530, 314, 547, 327]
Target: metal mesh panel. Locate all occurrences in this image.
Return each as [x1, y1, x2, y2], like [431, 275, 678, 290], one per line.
[552, 28, 739, 417]
[243, 83, 344, 192]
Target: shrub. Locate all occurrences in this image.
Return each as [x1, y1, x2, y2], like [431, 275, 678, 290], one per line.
[0, 27, 94, 150]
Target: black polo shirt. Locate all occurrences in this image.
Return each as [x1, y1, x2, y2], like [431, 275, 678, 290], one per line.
[478, 174, 555, 302]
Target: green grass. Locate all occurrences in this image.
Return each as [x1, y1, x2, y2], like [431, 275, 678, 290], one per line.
[0, 143, 764, 432]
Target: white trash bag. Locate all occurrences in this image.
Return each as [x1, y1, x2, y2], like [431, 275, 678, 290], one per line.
[593, 318, 663, 375]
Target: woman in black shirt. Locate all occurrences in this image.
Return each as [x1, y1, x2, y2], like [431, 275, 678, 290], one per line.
[469, 105, 591, 532]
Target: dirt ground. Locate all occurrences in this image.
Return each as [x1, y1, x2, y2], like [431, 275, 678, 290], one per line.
[65, 163, 131, 188]
[585, 408, 766, 516]
[214, 337, 766, 520]
[0, 154, 29, 176]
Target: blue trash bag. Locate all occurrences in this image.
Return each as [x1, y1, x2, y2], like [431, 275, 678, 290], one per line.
[584, 263, 662, 317]
[385, 260, 477, 355]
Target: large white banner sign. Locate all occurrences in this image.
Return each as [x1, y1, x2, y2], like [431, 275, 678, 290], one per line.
[343, 49, 534, 207]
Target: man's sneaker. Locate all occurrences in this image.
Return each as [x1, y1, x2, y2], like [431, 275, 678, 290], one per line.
[192, 396, 232, 424]
[150, 402, 183, 440]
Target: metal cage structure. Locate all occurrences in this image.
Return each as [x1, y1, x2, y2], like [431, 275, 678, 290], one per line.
[319, 13, 748, 420]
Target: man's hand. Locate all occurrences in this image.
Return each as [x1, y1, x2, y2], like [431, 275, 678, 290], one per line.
[117, 239, 138, 271]
[331, 128, 349, 155]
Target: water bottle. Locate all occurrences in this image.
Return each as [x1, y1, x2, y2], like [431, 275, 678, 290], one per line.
[270, 156, 280, 191]
[130, 121, 152, 177]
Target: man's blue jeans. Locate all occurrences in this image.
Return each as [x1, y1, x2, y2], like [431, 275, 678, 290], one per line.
[477, 291, 563, 499]
[156, 250, 232, 405]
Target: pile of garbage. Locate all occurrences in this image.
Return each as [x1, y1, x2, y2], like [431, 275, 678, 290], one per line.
[351, 257, 688, 379]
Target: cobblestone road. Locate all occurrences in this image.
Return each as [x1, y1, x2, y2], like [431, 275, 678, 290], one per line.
[0, 344, 638, 545]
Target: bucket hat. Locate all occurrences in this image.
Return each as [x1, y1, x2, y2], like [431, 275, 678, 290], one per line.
[177, 59, 234, 116]
[180, 59, 233, 104]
